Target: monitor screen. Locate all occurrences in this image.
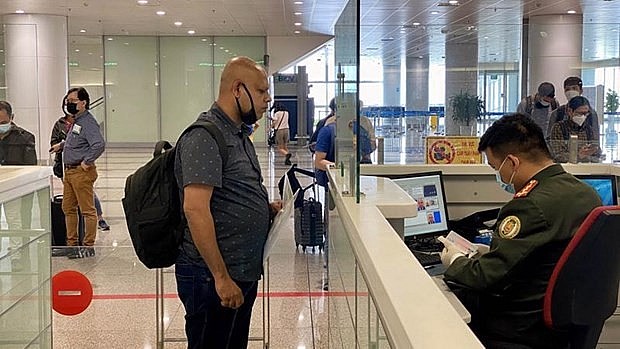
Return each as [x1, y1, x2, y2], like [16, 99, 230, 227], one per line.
[576, 175, 618, 206]
[392, 171, 450, 239]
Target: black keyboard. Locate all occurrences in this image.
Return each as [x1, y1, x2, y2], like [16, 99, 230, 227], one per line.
[411, 250, 442, 267]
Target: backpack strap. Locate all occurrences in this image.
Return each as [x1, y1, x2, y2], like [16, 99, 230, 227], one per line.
[181, 120, 229, 166]
[555, 105, 567, 123]
[153, 140, 173, 157]
[560, 121, 571, 141]
[551, 98, 559, 110]
[525, 95, 533, 116]
[273, 111, 285, 131]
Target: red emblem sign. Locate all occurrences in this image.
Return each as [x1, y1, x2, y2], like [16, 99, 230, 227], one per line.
[52, 270, 93, 316]
[428, 139, 456, 164]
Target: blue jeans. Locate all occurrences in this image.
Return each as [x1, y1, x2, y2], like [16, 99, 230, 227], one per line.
[175, 262, 258, 349]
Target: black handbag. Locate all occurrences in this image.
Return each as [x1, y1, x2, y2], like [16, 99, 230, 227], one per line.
[53, 153, 64, 179]
[269, 111, 285, 146]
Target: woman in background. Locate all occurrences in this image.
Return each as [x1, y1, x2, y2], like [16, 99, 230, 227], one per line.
[548, 96, 602, 163]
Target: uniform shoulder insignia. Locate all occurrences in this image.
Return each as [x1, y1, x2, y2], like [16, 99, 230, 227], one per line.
[499, 215, 521, 239]
[514, 179, 538, 198]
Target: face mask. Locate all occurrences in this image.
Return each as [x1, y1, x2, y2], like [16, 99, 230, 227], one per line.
[235, 83, 258, 125]
[495, 157, 516, 194]
[539, 100, 550, 107]
[0, 123, 11, 134]
[565, 90, 580, 101]
[66, 102, 79, 115]
[572, 113, 587, 127]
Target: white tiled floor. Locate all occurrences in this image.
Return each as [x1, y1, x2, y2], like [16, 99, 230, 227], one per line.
[51, 144, 329, 348]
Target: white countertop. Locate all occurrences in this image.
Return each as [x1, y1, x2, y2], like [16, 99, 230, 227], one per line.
[0, 166, 52, 203]
[327, 169, 483, 348]
[361, 162, 620, 176]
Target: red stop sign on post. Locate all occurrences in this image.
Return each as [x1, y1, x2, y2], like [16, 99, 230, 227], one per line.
[52, 270, 93, 316]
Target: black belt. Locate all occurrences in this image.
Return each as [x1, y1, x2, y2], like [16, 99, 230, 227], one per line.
[64, 164, 80, 169]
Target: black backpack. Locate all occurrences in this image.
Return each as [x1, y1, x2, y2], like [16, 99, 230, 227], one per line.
[122, 120, 228, 269]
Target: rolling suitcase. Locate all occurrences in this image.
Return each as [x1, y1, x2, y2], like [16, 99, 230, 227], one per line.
[51, 194, 84, 247]
[278, 165, 325, 252]
[294, 192, 325, 252]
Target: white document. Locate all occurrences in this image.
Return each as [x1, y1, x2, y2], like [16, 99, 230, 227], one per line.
[281, 172, 295, 202]
[440, 231, 479, 257]
[263, 189, 299, 264]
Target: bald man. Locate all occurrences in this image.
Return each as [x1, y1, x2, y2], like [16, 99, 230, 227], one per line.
[174, 56, 281, 348]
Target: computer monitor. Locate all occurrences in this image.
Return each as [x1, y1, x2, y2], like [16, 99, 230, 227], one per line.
[392, 171, 450, 240]
[575, 174, 618, 206]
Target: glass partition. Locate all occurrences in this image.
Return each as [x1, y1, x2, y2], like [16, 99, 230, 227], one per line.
[1, 24, 41, 142]
[0, 31, 5, 101]
[104, 36, 159, 143]
[334, 0, 361, 200]
[0, 187, 52, 349]
[213, 36, 266, 97]
[68, 36, 105, 134]
[351, 18, 620, 166]
[159, 37, 215, 141]
[89, 35, 265, 144]
[327, 198, 393, 348]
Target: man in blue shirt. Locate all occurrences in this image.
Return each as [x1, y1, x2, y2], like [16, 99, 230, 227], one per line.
[314, 117, 336, 187]
[50, 87, 105, 258]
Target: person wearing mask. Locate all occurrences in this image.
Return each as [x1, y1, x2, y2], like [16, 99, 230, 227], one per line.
[0, 100, 38, 270]
[439, 113, 601, 348]
[516, 82, 558, 139]
[547, 76, 600, 140]
[548, 96, 602, 163]
[0, 101, 37, 166]
[50, 87, 105, 259]
[51, 94, 110, 231]
[174, 56, 282, 348]
[271, 103, 292, 165]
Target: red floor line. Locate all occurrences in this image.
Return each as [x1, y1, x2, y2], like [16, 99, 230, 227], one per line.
[91, 291, 368, 300]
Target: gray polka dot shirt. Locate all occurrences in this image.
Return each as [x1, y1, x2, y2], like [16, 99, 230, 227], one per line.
[174, 103, 270, 282]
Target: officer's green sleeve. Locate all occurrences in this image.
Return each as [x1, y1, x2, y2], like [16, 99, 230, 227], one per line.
[444, 198, 548, 292]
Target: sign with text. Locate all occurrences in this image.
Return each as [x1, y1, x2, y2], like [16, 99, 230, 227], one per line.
[426, 136, 482, 164]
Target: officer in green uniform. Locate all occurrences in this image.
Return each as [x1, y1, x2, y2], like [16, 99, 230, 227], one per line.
[439, 113, 602, 348]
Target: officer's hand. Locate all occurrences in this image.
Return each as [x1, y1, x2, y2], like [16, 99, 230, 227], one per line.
[438, 236, 465, 266]
[473, 243, 490, 256]
[215, 277, 244, 309]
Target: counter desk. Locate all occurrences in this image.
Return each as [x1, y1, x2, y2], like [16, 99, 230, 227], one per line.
[361, 163, 620, 219]
[0, 166, 53, 348]
[356, 163, 620, 346]
[326, 169, 483, 348]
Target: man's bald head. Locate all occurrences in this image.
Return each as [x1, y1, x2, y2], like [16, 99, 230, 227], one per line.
[216, 56, 271, 125]
[219, 57, 267, 95]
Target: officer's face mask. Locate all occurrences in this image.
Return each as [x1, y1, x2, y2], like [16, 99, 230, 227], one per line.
[539, 99, 550, 107]
[495, 156, 516, 194]
[235, 83, 258, 125]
